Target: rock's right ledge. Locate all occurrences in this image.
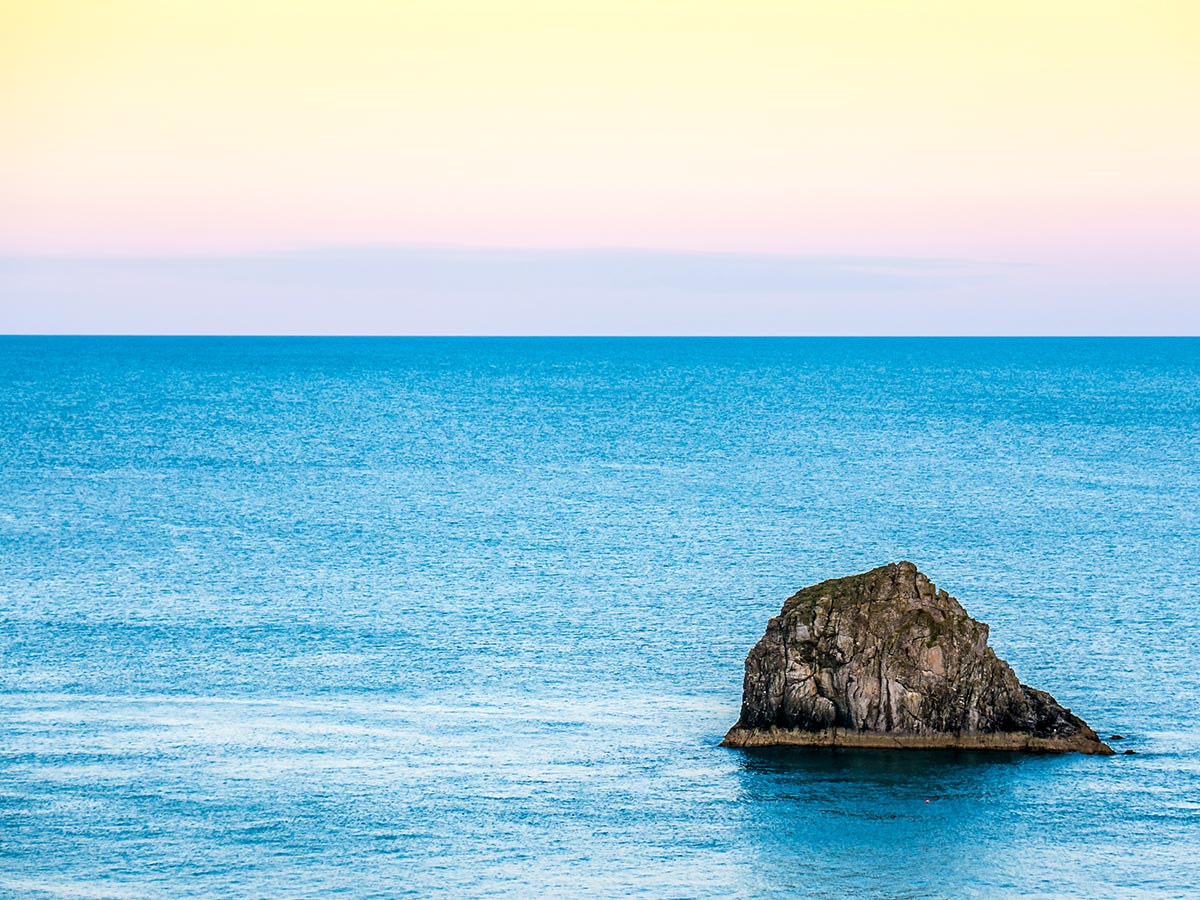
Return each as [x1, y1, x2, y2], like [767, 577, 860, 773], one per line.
[722, 562, 1113, 755]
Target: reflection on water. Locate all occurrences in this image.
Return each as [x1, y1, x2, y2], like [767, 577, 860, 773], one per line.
[732, 748, 1037, 899]
[729, 743, 1198, 899]
[738, 744, 1032, 780]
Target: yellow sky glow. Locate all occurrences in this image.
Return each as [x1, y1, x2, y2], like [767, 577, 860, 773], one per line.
[3, 0, 1198, 256]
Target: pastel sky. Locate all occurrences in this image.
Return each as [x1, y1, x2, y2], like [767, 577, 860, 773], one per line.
[2, 1, 1198, 333]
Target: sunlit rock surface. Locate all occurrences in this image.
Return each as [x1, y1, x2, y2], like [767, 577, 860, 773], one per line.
[723, 562, 1112, 754]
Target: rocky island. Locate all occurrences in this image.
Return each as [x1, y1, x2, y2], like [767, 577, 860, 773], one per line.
[723, 562, 1112, 754]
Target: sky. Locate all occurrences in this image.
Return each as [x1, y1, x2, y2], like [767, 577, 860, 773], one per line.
[2, 0, 1198, 333]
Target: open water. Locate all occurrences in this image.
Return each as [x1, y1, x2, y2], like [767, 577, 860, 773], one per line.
[1, 337, 1198, 899]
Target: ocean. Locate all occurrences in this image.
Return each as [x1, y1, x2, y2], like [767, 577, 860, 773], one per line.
[2, 337, 1198, 899]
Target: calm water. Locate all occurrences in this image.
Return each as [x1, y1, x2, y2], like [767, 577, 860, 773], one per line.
[2, 337, 1199, 899]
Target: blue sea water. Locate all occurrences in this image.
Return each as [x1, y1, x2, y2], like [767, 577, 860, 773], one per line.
[1, 336, 1199, 899]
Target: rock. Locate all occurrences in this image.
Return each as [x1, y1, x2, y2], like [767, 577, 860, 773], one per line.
[1123, 749, 1138, 755]
[722, 562, 1113, 755]
[1108, 734, 1125, 741]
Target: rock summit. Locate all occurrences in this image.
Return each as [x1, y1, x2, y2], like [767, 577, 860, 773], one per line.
[722, 562, 1112, 754]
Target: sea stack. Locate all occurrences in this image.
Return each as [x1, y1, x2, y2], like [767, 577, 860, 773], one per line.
[722, 562, 1112, 754]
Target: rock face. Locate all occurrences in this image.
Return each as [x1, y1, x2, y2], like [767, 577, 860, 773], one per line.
[722, 562, 1112, 754]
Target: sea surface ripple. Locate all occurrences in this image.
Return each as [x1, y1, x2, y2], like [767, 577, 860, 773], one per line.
[2, 337, 1198, 899]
